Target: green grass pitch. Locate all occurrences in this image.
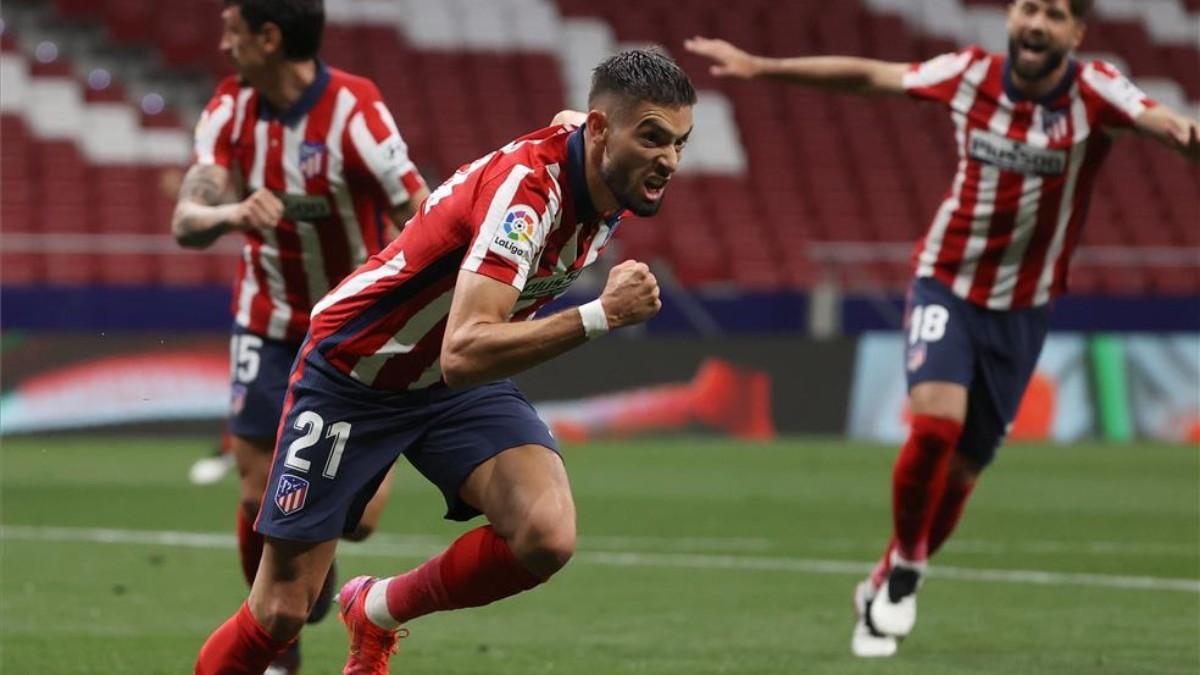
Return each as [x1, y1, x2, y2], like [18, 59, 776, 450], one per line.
[2, 436, 1197, 674]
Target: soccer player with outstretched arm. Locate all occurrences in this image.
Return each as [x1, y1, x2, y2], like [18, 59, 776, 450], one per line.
[192, 48, 696, 675]
[172, 2, 428, 671]
[686, 0, 1199, 658]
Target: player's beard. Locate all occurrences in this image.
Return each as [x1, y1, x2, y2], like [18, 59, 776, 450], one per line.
[1007, 36, 1067, 82]
[600, 154, 663, 218]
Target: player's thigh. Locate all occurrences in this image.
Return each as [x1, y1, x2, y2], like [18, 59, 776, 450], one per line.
[232, 434, 275, 513]
[405, 379, 562, 523]
[959, 306, 1050, 468]
[346, 465, 398, 541]
[459, 443, 575, 542]
[905, 278, 976, 422]
[954, 374, 1009, 470]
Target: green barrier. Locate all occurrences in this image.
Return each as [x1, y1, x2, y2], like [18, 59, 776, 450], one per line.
[1089, 334, 1133, 442]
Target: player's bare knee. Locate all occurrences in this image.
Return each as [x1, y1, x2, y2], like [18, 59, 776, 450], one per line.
[343, 523, 373, 542]
[909, 384, 967, 422]
[949, 453, 985, 483]
[239, 496, 262, 522]
[253, 597, 309, 641]
[514, 517, 576, 576]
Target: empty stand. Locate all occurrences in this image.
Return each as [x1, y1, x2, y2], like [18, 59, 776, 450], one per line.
[4, 0, 1197, 295]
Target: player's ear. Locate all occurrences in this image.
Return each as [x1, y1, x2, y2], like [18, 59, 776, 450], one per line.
[1070, 20, 1086, 50]
[585, 110, 609, 143]
[259, 21, 284, 57]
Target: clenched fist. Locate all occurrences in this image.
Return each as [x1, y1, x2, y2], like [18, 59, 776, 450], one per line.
[232, 188, 284, 230]
[599, 260, 661, 329]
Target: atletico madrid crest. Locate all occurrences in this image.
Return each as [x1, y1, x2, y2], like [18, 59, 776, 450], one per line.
[906, 342, 927, 372]
[275, 474, 310, 515]
[299, 141, 328, 180]
[1043, 109, 1070, 143]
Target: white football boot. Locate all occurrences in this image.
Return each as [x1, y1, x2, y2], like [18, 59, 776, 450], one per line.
[867, 551, 925, 638]
[188, 452, 234, 485]
[851, 579, 898, 657]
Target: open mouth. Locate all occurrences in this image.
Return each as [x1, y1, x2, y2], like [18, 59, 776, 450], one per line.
[1018, 36, 1049, 59]
[642, 175, 669, 202]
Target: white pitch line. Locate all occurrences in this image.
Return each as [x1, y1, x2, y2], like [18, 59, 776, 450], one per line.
[3, 525, 1196, 593]
[808, 537, 1200, 557]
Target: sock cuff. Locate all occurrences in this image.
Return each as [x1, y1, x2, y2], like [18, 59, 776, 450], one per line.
[237, 602, 292, 651]
[480, 525, 546, 583]
[888, 548, 929, 574]
[909, 414, 964, 444]
[366, 577, 402, 630]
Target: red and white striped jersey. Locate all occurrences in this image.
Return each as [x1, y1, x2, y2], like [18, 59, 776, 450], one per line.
[904, 46, 1156, 309]
[307, 124, 623, 391]
[192, 63, 427, 342]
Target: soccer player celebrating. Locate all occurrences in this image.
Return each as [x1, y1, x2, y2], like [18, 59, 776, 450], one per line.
[192, 48, 696, 675]
[172, 1, 428, 671]
[686, 0, 1200, 658]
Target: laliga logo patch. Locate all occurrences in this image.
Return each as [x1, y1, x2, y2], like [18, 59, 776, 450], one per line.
[274, 474, 310, 516]
[491, 205, 537, 261]
[503, 208, 535, 244]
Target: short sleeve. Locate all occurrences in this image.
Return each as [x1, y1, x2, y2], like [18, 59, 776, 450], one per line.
[903, 46, 986, 105]
[460, 166, 560, 290]
[1080, 61, 1157, 129]
[344, 85, 428, 208]
[192, 77, 240, 168]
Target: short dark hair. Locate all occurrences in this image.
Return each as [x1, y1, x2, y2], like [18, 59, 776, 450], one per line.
[588, 48, 697, 113]
[1070, 0, 1093, 20]
[225, 0, 324, 60]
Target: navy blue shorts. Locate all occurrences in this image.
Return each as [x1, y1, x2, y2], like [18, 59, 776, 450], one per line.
[256, 348, 560, 542]
[228, 325, 302, 441]
[904, 278, 1049, 466]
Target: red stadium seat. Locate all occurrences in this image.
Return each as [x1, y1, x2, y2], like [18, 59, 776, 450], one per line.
[0, 252, 44, 284]
[10, 0, 1196, 294]
[98, 253, 160, 284]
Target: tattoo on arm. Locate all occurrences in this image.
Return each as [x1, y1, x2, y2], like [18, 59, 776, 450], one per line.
[172, 164, 238, 248]
[177, 164, 231, 206]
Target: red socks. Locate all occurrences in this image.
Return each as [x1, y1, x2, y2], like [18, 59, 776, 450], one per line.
[928, 476, 976, 557]
[235, 508, 264, 588]
[890, 414, 963, 562]
[194, 602, 292, 675]
[365, 525, 544, 629]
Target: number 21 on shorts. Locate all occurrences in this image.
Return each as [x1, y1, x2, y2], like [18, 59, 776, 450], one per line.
[909, 304, 949, 344]
[285, 411, 352, 479]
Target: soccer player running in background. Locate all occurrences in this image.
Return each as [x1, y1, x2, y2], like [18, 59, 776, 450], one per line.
[192, 48, 695, 675]
[172, 1, 429, 672]
[686, 0, 1200, 658]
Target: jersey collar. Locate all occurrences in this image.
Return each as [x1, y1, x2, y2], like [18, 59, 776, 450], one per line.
[1002, 58, 1077, 108]
[258, 60, 330, 126]
[565, 125, 597, 223]
[565, 124, 625, 227]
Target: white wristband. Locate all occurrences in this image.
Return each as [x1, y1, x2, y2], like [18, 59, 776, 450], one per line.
[578, 299, 610, 339]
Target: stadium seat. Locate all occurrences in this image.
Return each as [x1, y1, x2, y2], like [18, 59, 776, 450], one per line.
[6, 0, 1196, 294]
